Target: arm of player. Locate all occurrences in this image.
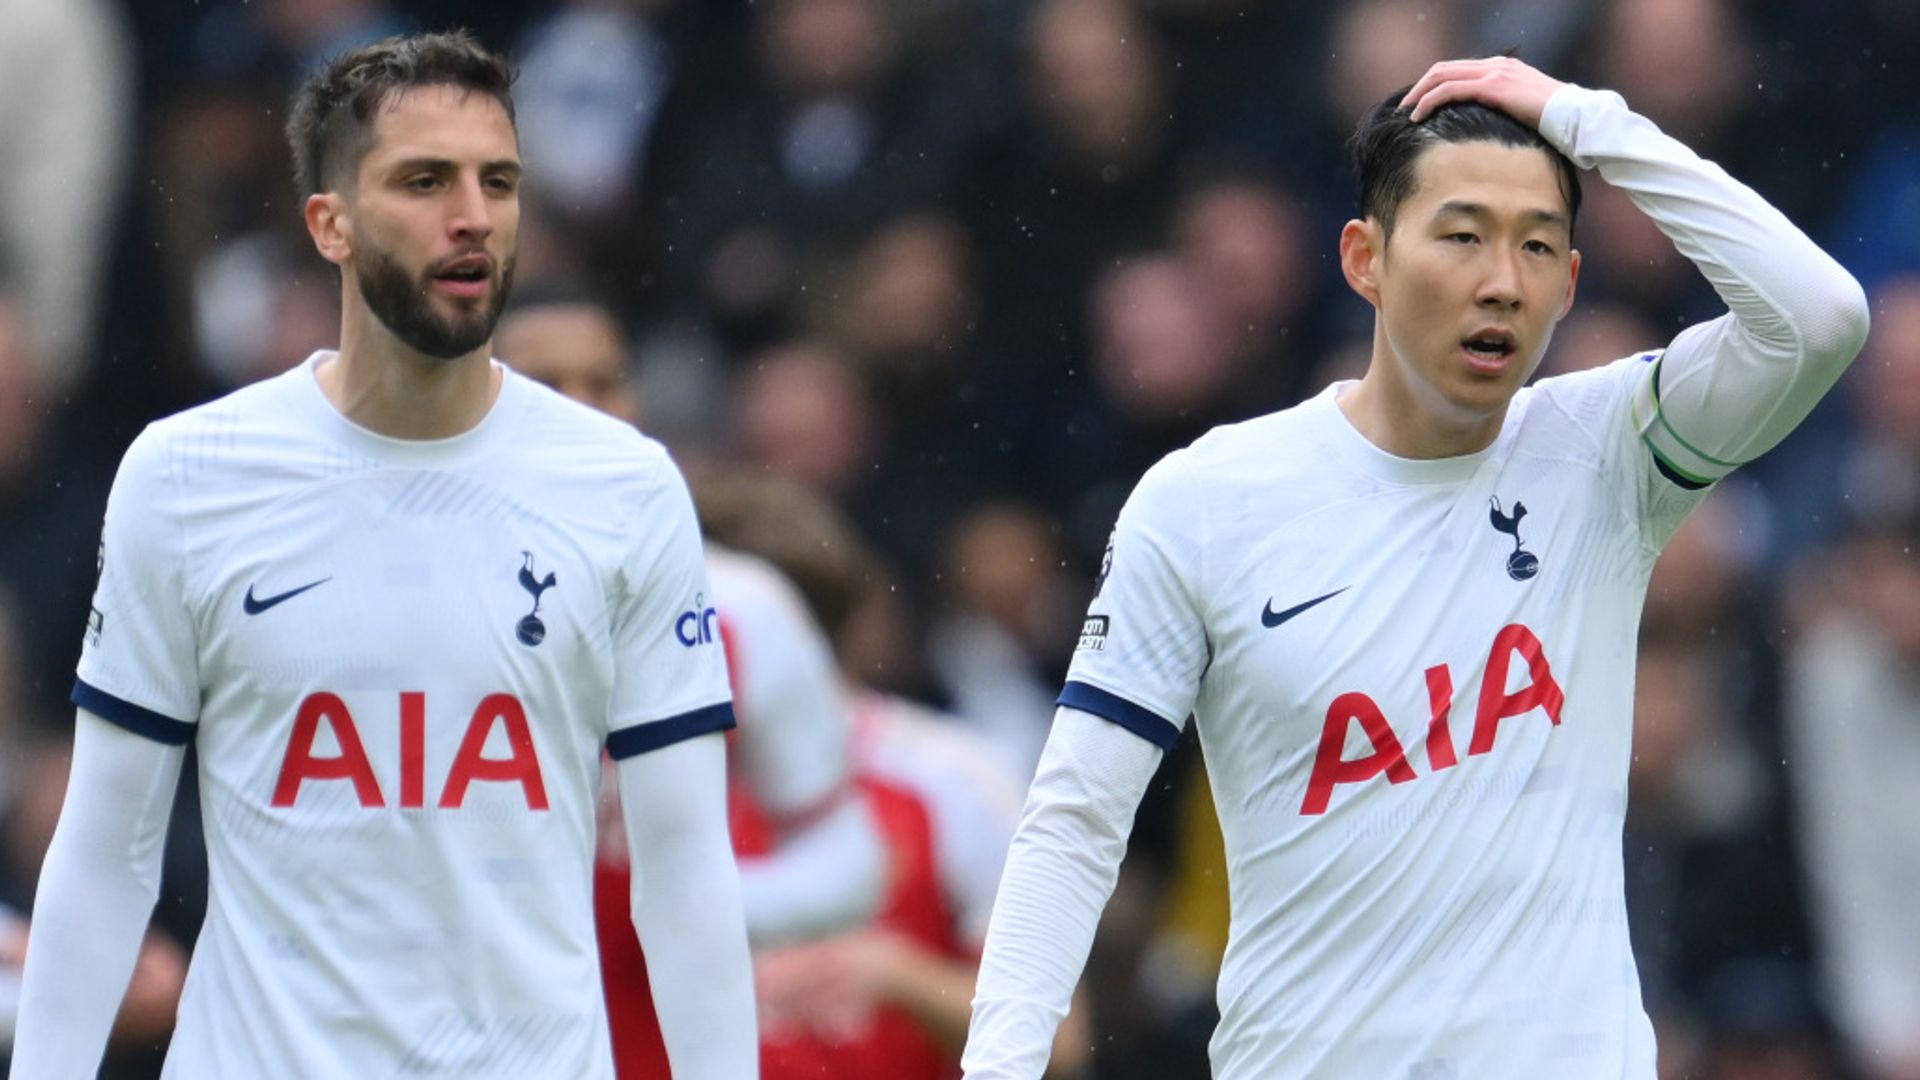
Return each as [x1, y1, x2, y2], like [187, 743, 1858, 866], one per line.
[1408, 57, 1870, 481]
[616, 731, 758, 1080]
[1546, 82, 1868, 479]
[738, 793, 885, 945]
[962, 706, 1164, 1079]
[10, 711, 183, 1078]
[709, 547, 886, 943]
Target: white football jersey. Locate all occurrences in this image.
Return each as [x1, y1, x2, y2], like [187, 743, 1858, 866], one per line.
[1064, 355, 1706, 1077]
[853, 691, 1025, 946]
[705, 546, 851, 821]
[74, 352, 734, 1078]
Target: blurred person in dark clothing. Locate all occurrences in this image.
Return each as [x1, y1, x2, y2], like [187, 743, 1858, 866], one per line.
[1, 739, 188, 1079]
[630, 0, 974, 349]
[1141, 0, 1334, 188]
[928, 503, 1084, 783]
[1298, 0, 1465, 345]
[495, 279, 640, 426]
[817, 212, 1012, 501]
[1045, 253, 1251, 561]
[732, 335, 960, 602]
[0, 293, 114, 725]
[1170, 170, 1323, 405]
[960, 0, 1186, 479]
[1758, 275, 1920, 569]
[1782, 512, 1920, 1080]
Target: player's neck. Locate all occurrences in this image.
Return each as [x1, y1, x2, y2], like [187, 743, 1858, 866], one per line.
[1339, 368, 1506, 460]
[320, 310, 502, 440]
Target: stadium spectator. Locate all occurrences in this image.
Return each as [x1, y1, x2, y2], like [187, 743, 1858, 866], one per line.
[1782, 514, 1920, 1080]
[0, 0, 132, 393]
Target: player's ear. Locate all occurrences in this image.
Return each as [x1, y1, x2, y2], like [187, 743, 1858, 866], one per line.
[1339, 218, 1386, 307]
[305, 192, 352, 267]
[1558, 248, 1581, 319]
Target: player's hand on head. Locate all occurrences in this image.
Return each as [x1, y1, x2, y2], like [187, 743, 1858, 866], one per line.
[1400, 56, 1565, 127]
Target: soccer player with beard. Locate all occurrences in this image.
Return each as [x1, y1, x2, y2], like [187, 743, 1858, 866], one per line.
[11, 32, 756, 1079]
[962, 57, 1870, 1078]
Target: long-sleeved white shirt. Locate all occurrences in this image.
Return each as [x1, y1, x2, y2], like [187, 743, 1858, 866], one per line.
[964, 83, 1868, 1079]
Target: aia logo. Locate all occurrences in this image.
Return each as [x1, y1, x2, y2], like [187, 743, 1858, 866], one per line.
[516, 551, 557, 646]
[1302, 623, 1563, 815]
[272, 691, 549, 810]
[1488, 497, 1538, 581]
[675, 595, 718, 647]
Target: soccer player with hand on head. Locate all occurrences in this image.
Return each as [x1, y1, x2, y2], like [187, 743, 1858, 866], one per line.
[962, 56, 1869, 1078]
[12, 31, 755, 1079]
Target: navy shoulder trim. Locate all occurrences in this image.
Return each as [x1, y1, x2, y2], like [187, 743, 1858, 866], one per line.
[607, 702, 736, 760]
[1057, 681, 1182, 751]
[72, 680, 196, 746]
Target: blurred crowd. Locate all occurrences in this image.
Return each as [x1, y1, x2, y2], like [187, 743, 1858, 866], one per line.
[2, 0, 1918, 1077]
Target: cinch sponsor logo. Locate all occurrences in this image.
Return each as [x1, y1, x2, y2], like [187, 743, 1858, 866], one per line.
[675, 596, 719, 647]
[1078, 615, 1109, 651]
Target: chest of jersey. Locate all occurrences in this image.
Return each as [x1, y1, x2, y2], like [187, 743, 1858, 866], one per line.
[192, 468, 619, 816]
[1199, 459, 1646, 819]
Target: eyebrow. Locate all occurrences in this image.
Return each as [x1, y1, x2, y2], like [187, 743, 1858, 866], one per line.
[386, 157, 523, 178]
[1432, 200, 1569, 231]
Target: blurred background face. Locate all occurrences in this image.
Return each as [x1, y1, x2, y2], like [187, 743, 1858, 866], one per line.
[0, 299, 43, 484]
[1025, 0, 1164, 165]
[1091, 256, 1234, 421]
[1853, 531, 1920, 663]
[833, 216, 970, 366]
[1853, 276, 1920, 454]
[494, 303, 638, 424]
[1595, 0, 1746, 141]
[1327, 0, 1457, 125]
[1173, 180, 1309, 347]
[1535, 302, 1659, 380]
[734, 342, 875, 496]
[762, 0, 891, 99]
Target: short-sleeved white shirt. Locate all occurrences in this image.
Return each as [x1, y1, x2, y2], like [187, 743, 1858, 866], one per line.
[74, 353, 734, 1078]
[1062, 355, 1706, 1078]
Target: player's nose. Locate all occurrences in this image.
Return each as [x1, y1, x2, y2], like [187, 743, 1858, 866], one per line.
[446, 174, 494, 242]
[1476, 250, 1523, 310]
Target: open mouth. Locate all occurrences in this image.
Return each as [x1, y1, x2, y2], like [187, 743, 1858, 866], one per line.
[1460, 329, 1517, 368]
[432, 256, 493, 298]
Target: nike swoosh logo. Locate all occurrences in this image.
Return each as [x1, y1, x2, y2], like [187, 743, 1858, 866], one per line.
[1260, 586, 1350, 629]
[243, 578, 331, 615]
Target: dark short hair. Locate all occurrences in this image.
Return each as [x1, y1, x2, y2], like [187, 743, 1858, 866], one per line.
[1350, 83, 1581, 240]
[286, 30, 516, 197]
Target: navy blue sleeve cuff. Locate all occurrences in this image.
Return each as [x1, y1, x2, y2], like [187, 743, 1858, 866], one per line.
[72, 679, 196, 746]
[1057, 681, 1182, 751]
[606, 701, 736, 760]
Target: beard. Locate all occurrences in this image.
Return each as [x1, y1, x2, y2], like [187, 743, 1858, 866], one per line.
[354, 245, 516, 360]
